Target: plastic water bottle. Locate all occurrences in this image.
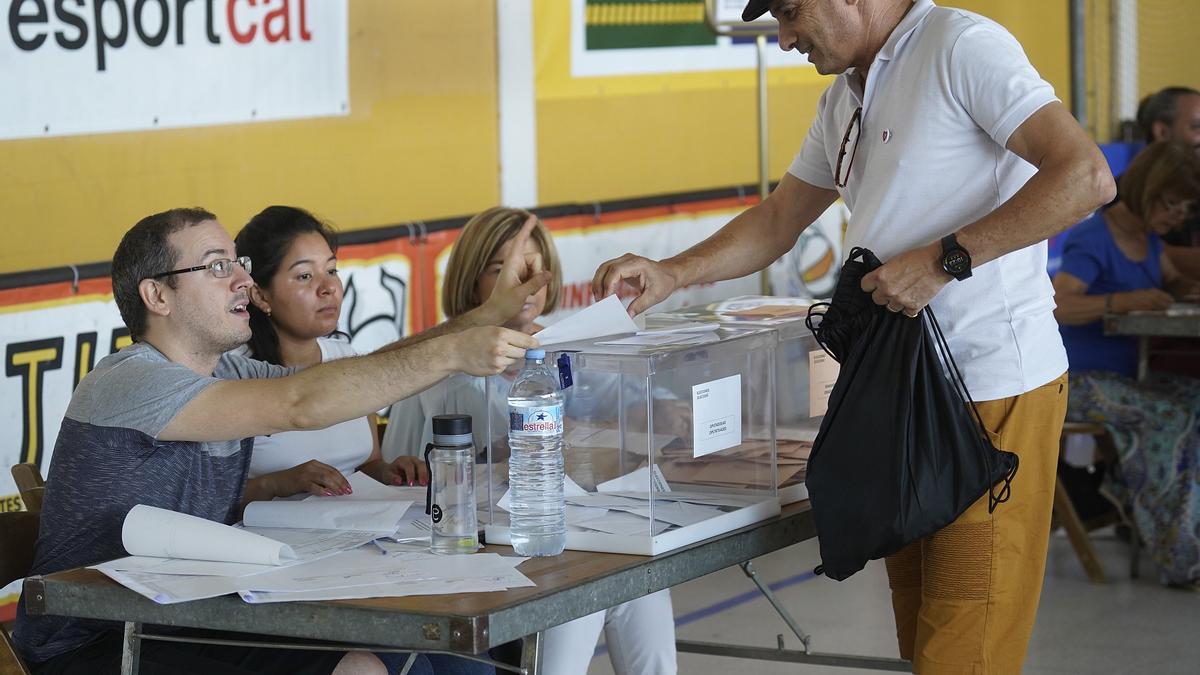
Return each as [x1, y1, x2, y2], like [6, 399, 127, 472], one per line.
[424, 414, 479, 555]
[507, 348, 566, 556]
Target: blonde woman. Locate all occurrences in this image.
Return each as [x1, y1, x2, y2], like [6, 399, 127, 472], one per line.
[383, 207, 678, 675]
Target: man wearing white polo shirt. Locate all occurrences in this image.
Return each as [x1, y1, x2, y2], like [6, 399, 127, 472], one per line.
[592, 0, 1115, 672]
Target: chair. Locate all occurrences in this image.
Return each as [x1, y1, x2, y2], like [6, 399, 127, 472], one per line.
[1053, 421, 1140, 583]
[1, 464, 44, 675]
[9, 465, 44, 515]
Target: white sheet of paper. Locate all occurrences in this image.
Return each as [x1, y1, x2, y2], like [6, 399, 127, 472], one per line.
[92, 556, 277, 578]
[384, 503, 434, 543]
[121, 505, 296, 566]
[595, 332, 718, 347]
[243, 499, 411, 533]
[496, 475, 587, 512]
[239, 527, 383, 560]
[565, 504, 609, 524]
[596, 465, 671, 494]
[99, 547, 536, 605]
[239, 569, 534, 604]
[98, 568, 247, 604]
[635, 321, 720, 335]
[572, 511, 672, 537]
[808, 349, 840, 417]
[303, 471, 416, 502]
[692, 374, 742, 457]
[532, 295, 638, 346]
[605, 490, 764, 508]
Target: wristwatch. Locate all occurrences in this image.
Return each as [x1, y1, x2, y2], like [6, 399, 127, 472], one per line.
[940, 234, 973, 281]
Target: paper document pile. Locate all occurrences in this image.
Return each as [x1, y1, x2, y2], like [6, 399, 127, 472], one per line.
[95, 472, 533, 604]
[658, 439, 811, 491]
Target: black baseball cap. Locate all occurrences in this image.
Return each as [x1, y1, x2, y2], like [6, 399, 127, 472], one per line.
[742, 0, 773, 22]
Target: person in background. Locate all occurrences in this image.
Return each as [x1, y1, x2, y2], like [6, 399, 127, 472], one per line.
[234, 206, 428, 500]
[233, 206, 494, 675]
[1136, 87, 1200, 278]
[383, 207, 678, 675]
[1053, 141, 1200, 588]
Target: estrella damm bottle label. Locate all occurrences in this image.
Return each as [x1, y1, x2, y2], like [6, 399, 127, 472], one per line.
[509, 403, 563, 436]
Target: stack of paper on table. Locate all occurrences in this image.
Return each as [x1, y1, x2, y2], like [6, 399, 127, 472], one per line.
[94, 473, 534, 604]
[658, 439, 811, 504]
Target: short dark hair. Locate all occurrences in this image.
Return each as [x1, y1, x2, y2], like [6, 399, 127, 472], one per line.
[1119, 142, 1200, 223]
[234, 206, 338, 366]
[112, 207, 217, 341]
[1135, 87, 1200, 143]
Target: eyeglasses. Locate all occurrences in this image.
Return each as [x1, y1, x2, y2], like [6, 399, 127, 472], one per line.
[147, 256, 252, 280]
[1159, 195, 1197, 216]
[834, 106, 863, 189]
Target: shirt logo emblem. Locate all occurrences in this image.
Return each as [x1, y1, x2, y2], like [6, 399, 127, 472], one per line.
[882, 129, 893, 143]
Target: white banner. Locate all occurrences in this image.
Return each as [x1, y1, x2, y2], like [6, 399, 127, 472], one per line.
[0, 0, 348, 139]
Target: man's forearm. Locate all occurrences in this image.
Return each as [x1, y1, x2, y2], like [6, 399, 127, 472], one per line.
[375, 310, 488, 354]
[958, 154, 1113, 267]
[286, 337, 455, 432]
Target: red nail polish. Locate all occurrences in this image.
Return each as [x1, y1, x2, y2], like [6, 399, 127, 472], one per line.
[324, 490, 333, 496]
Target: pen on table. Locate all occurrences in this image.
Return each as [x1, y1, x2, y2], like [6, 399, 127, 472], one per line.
[370, 539, 389, 556]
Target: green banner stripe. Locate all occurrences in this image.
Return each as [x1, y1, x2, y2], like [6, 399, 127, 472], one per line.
[586, 24, 716, 50]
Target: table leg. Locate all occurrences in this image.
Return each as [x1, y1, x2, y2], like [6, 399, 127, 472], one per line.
[1138, 336, 1149, 382]
[121, 622, 141, 675]
[519, 631, 543, 675]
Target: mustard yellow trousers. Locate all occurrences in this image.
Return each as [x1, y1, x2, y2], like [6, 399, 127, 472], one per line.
[885, 372, 1068, 675]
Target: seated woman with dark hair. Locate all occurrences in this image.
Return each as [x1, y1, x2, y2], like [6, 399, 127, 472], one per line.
[234, 206, 494, 675]
[1052, 141, 1200, 587]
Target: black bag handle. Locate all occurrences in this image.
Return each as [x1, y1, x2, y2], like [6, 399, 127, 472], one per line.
[923, 305, 1018, 513]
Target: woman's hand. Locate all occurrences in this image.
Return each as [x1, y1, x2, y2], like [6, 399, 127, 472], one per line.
[380, 456, 429, 487]
[274, 460, 352, 497]
[1113, 288, 1174, 313]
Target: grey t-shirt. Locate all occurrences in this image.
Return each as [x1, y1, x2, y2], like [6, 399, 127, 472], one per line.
[14, 342, 291, 664]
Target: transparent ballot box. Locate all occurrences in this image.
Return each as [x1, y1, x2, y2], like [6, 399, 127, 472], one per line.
[646, 296, 838, 504]
[482, 329, 781, 555]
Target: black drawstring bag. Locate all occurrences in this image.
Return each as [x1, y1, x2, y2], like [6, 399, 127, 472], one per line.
[803, 247, 1018, 581]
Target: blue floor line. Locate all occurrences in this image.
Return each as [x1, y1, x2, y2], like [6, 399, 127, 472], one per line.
[592, 569, 818, 659]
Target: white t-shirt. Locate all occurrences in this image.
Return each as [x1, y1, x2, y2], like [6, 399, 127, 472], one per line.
[244, 337, 375, 478]
[787, 0, 1068, 401]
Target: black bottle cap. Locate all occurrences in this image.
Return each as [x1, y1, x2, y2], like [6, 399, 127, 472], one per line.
[431, 414, 471, 436]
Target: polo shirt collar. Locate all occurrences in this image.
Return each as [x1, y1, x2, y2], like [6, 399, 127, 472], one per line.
[844, 0, 936, 85]
[877, 0, 936, 63]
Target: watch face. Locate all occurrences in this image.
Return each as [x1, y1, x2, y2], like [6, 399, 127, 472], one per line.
[944, 249, 970, 274]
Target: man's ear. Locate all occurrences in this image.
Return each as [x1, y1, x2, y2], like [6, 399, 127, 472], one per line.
[1152, 120, 1171, 142]
[139, 278, 171, 318]
[249, 285, 270, 314]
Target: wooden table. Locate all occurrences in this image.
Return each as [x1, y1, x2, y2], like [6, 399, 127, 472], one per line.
[25, 501, 911, 674]
[1104, 310, 1200, 380]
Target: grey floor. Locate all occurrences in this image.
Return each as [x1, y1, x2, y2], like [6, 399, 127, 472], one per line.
[587, 530, 1200, 674]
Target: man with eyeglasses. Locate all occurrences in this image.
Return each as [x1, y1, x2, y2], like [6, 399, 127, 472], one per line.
[14, 208, 545, 675]
[593, 1, 1116, 673]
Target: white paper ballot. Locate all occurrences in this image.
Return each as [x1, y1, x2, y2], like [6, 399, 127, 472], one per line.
[496, 475, 587, 512]
[243, 499, 411, 533]
[532, 295, 638, 346]
[121, 505, 297, 566]
[596, 465, 671, 494]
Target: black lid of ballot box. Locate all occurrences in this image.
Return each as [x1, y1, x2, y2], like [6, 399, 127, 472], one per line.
[432, 414, 471, 436]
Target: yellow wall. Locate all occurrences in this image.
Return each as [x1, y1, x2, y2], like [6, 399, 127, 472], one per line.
[0, 1, 500, 275]
[9, 1, 1195, 276]
[534, 0, 1073, 206]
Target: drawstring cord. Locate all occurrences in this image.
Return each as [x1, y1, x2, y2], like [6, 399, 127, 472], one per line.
[924, 305, 1018, 513]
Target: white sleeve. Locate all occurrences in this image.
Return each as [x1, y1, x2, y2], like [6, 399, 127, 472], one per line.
[948, 22, 1059, 148]
[786, 88, 838, 190]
